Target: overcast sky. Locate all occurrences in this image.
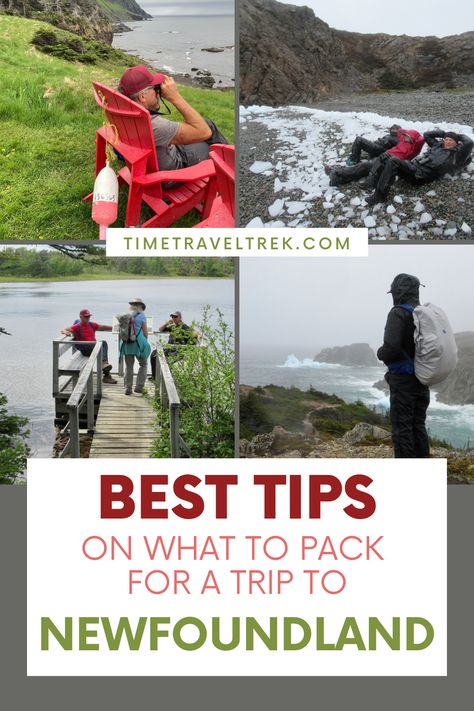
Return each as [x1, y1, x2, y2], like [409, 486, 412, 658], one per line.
[139, 1, 233, 15]
[240, 246, 474, 354]
[288, 0, 473, 37]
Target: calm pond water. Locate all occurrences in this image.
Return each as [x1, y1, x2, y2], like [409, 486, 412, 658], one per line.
[0, 278, 234, 457]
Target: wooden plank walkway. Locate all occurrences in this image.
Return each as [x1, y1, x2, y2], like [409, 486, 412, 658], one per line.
[89, 376, 156, 459]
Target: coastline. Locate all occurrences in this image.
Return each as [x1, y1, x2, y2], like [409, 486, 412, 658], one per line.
[113, 17, 235, 92]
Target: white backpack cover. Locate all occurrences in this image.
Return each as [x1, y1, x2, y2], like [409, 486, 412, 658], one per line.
[412, 302, 458, 385]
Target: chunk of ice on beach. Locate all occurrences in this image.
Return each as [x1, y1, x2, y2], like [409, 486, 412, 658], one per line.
[419, 213, 432, 224]
[323, 202, 334, 209]
[444, 228, 457, 237]
[249, 161, 273, 174]
[391, 216, 401, 225]
[461, 222, 472, 234]
[274, 177, 283, 193]
[394, 195, 403, 204]
[350, 196, 362, 207]
[435, 219, 446, 226]
[364, 215, 376, 228]
[268, 199, 285, 217]
[286, 201, 308, 215]
[413, 202, 425, 213]
[246, 217, 264, 227]
[386, 205, 396, 215]
[426, 190, 436, 197]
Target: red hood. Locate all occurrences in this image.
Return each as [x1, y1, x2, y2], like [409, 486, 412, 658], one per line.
[387, 128, 424, 160]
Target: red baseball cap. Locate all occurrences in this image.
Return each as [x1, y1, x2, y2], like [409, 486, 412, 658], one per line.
[118, 66, 166, 97]
[80, 309, 92, 317]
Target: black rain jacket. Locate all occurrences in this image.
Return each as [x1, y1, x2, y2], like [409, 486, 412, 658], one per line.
[377, 274, 420, 366]
[375, 134, 399, 151]
[411, 130, 473, 180]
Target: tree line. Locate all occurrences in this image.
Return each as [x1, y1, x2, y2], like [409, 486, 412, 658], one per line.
[0, 248, 235, 279]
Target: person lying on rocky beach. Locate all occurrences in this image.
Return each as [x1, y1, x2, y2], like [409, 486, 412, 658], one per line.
[325, 128, 424, 189]
[345, 124, 401, 166]
[118, 65, 229, 172]
[364, 129, 474, 206]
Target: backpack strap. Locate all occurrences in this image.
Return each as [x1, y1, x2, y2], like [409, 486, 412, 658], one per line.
[398, 303, 414, 312]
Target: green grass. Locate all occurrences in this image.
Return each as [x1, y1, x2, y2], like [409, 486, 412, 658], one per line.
[0, 15, 234, 240]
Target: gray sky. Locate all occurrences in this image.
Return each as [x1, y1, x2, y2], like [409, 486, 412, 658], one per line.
[289, 0, 473, 37]
[240, 246, 474, 353]
[139, 1, 233, 15]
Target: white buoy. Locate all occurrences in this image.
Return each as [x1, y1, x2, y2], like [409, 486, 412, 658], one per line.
[92, 162, 119, 240]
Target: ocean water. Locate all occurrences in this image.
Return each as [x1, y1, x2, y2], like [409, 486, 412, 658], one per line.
[240, 347, 474, 449]
[113, 16, 235, 87]
[0, 279, 234, 458]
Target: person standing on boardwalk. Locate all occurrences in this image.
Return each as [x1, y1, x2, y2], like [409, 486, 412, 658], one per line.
[119, 298, 152, 396]
[62, 309, 117, 384]
[377, 274, 430, 458]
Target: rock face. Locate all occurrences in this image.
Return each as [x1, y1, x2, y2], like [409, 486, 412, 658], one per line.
[2, 0, 151, 43]
[240, 0, 474, 105]
[315, 343, 378, 367]
[435, 332, 474, 405]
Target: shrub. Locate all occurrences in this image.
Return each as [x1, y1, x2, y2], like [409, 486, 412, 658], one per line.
[152, 307, 234, 458]
[0, 392, 30, 484]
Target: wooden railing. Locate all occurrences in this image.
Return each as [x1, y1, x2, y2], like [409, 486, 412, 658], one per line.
[52, 339, 103, 458]
[154, 347, 191, 458]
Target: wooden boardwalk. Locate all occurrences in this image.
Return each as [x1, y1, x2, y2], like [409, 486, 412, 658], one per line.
[89, 376, 156, 459]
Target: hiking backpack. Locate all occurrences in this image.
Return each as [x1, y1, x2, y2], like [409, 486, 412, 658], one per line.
[116, 313, 136, 343]
[399, 303, 458, 385]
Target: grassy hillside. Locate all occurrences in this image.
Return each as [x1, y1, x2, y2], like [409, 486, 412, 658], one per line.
[240, 384, 390, 441]
[0, 15, 234, 239]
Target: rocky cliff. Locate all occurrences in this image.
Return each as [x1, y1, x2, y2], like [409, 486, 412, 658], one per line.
[435, 332, 474, 405]
[314, 343, 378, 367]
[0, 0, 150, 42]
[240, 0, 474, 106]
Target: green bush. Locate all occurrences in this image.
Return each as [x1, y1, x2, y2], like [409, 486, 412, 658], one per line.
[152, 307, 234, 458]
[0, 392, 30, 484]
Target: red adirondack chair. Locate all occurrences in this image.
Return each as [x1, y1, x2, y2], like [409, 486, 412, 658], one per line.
[193, 145, 235, 228]
[84, 82, 217, 227]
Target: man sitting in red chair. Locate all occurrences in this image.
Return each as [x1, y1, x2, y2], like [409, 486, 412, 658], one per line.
[118, 66, 229, 171]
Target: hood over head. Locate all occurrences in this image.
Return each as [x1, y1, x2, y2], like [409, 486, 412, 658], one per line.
[388, 273, 421, 306]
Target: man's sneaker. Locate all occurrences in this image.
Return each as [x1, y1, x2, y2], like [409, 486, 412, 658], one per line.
[103, 374, 118, 384]
[366, 191, 386, 207]
[134, 387, 144, 394]
[346, 157, 357, 166]
[124, 389, 132, 395]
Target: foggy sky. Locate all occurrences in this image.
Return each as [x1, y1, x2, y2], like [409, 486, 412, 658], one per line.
[240, 246, 474, 354]
[288, 0, 473, 37]
[139, 1, 233, 15]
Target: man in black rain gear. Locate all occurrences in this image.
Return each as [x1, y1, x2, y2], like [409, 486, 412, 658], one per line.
[377, 274, 430, 458]
[345, 125, 401, 166]
[366, 129, 473, 205]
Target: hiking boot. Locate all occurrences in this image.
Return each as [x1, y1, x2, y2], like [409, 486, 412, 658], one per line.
[102, 360, 112, 375]
[366, 191, 386, 207]
[134, 387, 144, 394]
[346, 157, 357, 166]
[360, 177, 375, 189]
[103, 374, 117, 384]
[124, 389, 132, 395]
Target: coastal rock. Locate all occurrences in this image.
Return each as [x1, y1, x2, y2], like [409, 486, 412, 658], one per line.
[434, 332, 474, 405]
[342, 422, 391, 444]
[240, 0, 474, 105]
[201, 47, 225, 53]
[314, 343, 378, 366]
[6, 0, 151, 44]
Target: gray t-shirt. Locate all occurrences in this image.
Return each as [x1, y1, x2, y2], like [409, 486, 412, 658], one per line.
[150, 115, 184, 170]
